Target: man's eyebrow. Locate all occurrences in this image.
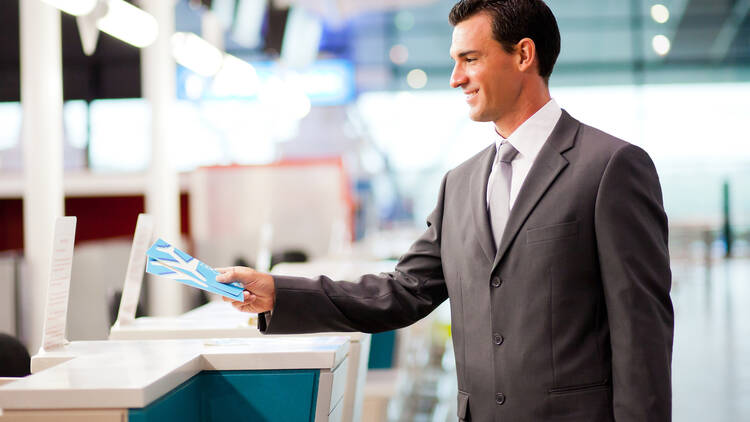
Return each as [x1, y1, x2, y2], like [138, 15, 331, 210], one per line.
[451, 50, 480, 59]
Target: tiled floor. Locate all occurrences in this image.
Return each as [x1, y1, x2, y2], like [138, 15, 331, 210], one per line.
[672, 259, 750, 421]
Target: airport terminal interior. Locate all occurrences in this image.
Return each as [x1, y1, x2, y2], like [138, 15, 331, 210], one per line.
[0, 0, 749, 420]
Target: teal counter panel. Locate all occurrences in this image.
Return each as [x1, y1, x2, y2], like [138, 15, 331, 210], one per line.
[129, 373, 202, 422]
[129, 370, 320, 422]
[368, 331, 396, 369]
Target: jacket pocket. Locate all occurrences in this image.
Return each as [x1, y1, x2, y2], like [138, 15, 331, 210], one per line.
[527, 220, 578, 244]
[548, 379, 609, 396]
[457, 390, 470, 420]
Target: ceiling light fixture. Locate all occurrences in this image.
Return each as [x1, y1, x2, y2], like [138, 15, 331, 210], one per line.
[407, 69, 428, 89]
[652, 35, 671, 56]
[44, 0, 158, 52]
[212, 55, 260, 97]
[95, 0, 158, 48]
[389, 45, 409, 65]
[172, 32, 225, 77]
[651, 4, 670, 24]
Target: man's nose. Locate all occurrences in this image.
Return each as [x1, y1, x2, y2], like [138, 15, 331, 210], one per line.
[450, 64, 466, 88]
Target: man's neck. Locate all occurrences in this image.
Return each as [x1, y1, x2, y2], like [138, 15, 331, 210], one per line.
[494, 86, 552, 139]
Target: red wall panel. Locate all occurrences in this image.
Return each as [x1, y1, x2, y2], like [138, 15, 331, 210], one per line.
[0, 194, 190, 252]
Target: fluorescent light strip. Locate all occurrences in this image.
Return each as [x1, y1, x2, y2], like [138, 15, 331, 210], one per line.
[42, 0, 157, 49]
[232, 0, 267, 48]
[96, 0, 158, 48]
[172, 32, 225, 77]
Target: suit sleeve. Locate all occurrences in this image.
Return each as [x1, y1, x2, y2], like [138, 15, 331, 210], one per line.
[259, 173, 450, 334]
[595, 144, 674, 421]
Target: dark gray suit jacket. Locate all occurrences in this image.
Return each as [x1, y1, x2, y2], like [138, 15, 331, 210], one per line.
[260, 111, 673, 421]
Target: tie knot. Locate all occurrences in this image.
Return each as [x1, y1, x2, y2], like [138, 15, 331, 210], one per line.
[498, 142, 518, 164]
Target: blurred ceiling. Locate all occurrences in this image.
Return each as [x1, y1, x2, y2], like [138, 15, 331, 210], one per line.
[380, 0, 750, 88]
[0, 0, 748, 101]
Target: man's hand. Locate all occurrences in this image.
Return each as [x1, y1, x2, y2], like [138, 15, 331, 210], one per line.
[215, 266, 276, 314]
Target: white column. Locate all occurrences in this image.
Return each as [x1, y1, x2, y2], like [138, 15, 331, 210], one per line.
[140, 0, 184, 316]
[19, 0, 65, 352]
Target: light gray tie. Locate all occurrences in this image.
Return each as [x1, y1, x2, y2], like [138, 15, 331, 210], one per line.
[488, 142, 518, 247]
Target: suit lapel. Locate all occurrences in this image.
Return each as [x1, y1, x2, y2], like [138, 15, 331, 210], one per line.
[469, 143, 498, 265]
[492, 111, 581, 272]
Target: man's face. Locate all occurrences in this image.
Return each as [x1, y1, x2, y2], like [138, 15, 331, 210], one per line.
[449, 13, 523, 124]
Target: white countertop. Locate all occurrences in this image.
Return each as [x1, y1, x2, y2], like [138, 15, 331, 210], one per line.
[0, 336, 348, 410]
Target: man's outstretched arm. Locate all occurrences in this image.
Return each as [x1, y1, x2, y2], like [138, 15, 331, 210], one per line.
[217, 173, 452, 335]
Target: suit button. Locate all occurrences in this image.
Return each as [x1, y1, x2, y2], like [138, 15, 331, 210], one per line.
[491, 277, 502, 288]
[495, 393, 505, 405]
[493, 333, 504, 345]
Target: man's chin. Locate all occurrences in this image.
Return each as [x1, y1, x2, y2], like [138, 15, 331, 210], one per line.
[468, 110, 492, 123]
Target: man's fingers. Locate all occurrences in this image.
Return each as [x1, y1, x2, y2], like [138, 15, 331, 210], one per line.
[214, 266, 236, 276]
[215, 267, 271, 314]
[223, 291, 252, 309]
[224, 292, 261, 314]
[215, 267, 238, 284]
[215, 266, 259, 287]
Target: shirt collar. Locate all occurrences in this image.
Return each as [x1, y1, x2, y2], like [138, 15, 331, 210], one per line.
[494, 99, 562, 160]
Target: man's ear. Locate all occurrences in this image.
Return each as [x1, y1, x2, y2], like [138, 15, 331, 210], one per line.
[515, 38, 537, 73]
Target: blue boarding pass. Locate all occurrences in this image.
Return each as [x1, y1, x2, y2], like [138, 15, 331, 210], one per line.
[146, 238, 244, 301]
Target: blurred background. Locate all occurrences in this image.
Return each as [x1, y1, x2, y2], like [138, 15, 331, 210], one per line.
[0, 0, 749, 420]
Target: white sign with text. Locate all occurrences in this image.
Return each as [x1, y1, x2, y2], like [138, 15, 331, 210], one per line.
[41, 216, 77, 351]
[116, 213, 154, 325]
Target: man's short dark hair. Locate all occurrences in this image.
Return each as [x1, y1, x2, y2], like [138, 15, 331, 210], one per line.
[449, 0, 561, 81]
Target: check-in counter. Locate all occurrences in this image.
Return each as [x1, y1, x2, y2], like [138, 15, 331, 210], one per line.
[0, 336, 348, 421]
[109, 301, 371, 422]
[108, 258, 398, 422]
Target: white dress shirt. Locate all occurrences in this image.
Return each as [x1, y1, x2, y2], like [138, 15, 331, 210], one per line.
[486, 99, 562, 210]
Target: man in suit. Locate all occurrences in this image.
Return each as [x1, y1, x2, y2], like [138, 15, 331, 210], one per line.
[217, 0, 674, 420]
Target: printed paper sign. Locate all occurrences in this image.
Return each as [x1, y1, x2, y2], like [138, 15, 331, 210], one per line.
[116, 214, 154, 325]
[41, 216, 77, 351]
[146, 238, 244, 301]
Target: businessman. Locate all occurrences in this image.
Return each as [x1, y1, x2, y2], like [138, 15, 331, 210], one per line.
[218, 0, 674, 420]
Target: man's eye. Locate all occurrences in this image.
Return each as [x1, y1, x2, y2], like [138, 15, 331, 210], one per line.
[465, 58, 476, 63]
